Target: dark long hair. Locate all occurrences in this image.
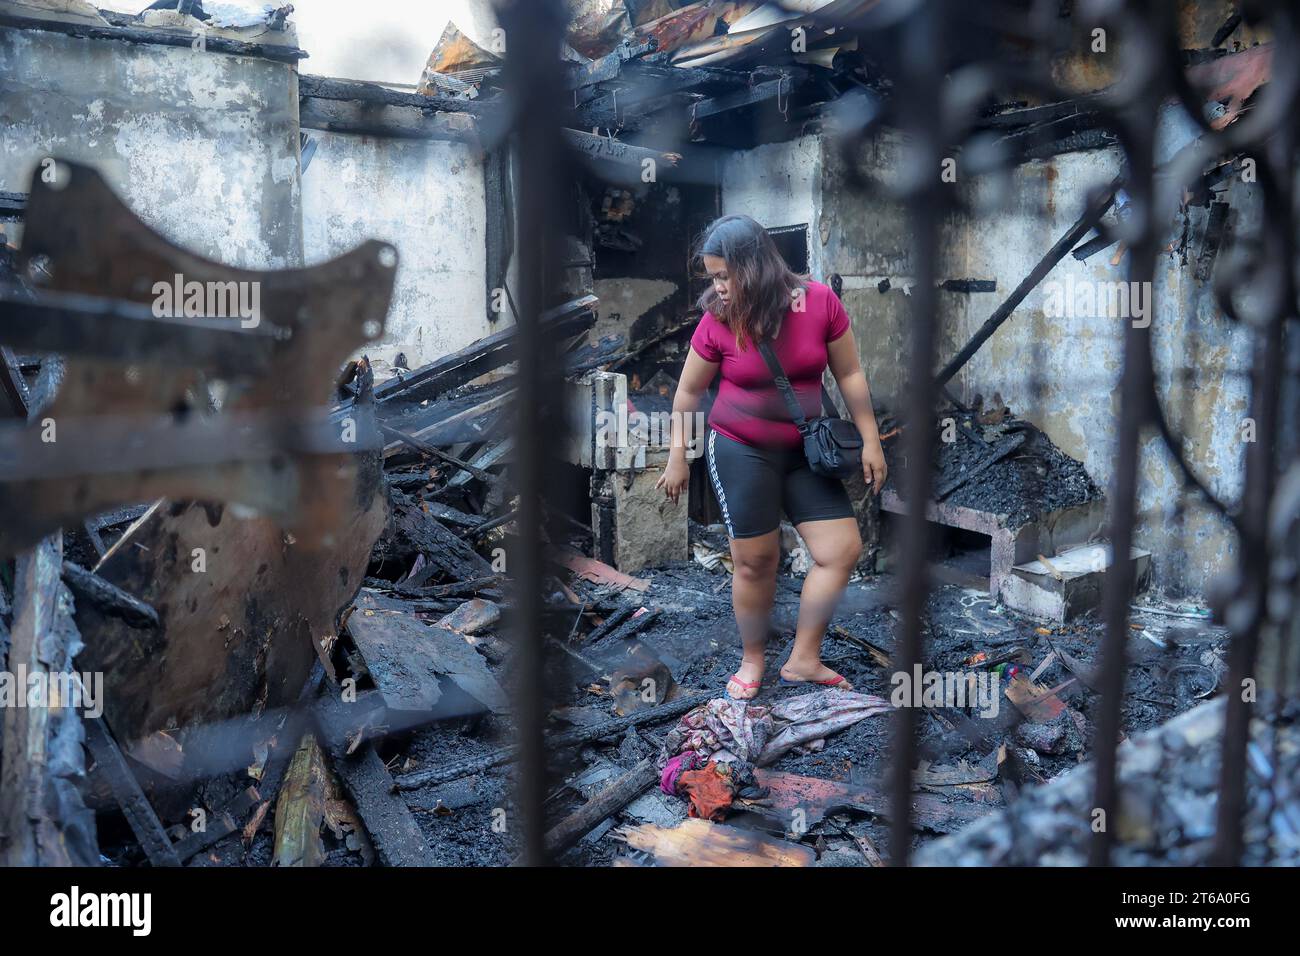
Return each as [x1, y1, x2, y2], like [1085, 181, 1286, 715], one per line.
[693, 214, 808, 350]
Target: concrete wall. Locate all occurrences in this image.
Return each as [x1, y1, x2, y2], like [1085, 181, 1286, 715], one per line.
[0, 28, 302, 269]
[719, 128, 1260, 598]
[945, 148, 1254, 598]
[300, 131, 488, 370]
[720, 134, 824, 275]
[0, 25, 494, 373]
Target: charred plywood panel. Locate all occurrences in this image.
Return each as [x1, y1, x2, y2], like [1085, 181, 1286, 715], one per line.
[76, 488, 385, 748]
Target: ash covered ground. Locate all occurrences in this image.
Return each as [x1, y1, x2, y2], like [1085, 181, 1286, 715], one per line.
[311, 523, 1223, 867]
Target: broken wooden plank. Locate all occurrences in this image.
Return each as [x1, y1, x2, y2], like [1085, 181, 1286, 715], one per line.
[582, 604, 638, 643]
[379, 423, 496, 483]
[367, 574, 505, 601]
[446, 437, 513, 488]
[315, 691, 435, 867]
[62, 560, 159, 629]
[381, 388, 515, 458]
[348, 589, 509, 716]
[0, 534, 98, 866]
[617, 818, 815, 867]
[83, 717, 181, 867]
[373, 295, 596, 406]
[272, 733, 331, 867]
[517, 757, 658, 864]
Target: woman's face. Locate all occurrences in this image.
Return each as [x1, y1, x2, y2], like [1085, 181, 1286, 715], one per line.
[702, 254, 734, 307]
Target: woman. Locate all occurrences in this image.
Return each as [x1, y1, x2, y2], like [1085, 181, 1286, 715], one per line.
[656, 214, 888, 700]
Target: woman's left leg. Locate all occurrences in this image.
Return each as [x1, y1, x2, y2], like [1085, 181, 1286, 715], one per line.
[781, 516, 862, 686]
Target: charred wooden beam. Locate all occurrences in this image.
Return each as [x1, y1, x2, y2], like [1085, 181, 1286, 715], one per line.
[564, 129, 681, 174]
[380, 388, 514, 456]
[0, 10, 306, 61]
[372, 294, 597, 405]
[515, 757, 657, 863]
[934, 176, 1121, 390]
[690, 75, 793, 121]
[315, 690, 437, 866]
[379, 423, 496, 483]
[62, 560, 160, 630]
[484, 144, 515, 326]
[298, 96, 479, 143]
[298, 73, 487, 116]
[0, 535, 98, 866]
[392, 690, 714, 793]
[83, 717, 181, 867]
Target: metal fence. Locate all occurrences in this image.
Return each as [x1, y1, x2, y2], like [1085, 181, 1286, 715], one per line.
[499, 0, 1300, 865]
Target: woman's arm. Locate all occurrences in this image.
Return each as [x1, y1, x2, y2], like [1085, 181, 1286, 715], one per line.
[827, 328, 888, 492]
[655, 348, 719, 504]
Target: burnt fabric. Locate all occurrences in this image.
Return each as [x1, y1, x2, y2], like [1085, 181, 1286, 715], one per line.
[676, 761, 738, 821]
[659, 690, 894, 770]
[660, 752, 707, 795]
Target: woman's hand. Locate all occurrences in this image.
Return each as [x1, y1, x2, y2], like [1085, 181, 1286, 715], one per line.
[862, 438, 887, 494]
[655, 456, 691, 504]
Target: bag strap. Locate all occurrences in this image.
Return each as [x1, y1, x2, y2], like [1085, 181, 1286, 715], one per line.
[756, 339, 812, 435]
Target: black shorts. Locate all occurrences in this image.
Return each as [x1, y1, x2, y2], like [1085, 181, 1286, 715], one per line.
[704, 427, 856, 539]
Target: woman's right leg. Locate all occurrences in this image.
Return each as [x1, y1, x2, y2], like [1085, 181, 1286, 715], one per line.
[728, 529, 780, 699]
[705, 428, 783, 699]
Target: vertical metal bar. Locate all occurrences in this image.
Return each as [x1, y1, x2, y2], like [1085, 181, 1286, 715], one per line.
[1213, 142, 1292, 865]
[887, 0, 944, 866]
[1087, 6, 1164, 867]
[498, 0, 569, 867]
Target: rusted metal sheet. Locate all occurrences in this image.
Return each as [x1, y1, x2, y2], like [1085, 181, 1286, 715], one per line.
[1186, 42, 1273, 130]
[568, 0, 632, 59]
[424, 21, 500, 76]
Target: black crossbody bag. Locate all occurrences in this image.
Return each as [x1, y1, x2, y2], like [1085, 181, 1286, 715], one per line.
[756, 339, 863, 481]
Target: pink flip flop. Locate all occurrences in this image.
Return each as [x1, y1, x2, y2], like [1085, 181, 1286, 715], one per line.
[726, 674, 761, 699]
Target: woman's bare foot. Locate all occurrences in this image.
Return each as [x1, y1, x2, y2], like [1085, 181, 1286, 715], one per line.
[779, 656, 853, 691]
[726, 656, 765, 700]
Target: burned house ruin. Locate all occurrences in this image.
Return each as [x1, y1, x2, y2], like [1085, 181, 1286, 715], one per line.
[0, 0, 1297, 882]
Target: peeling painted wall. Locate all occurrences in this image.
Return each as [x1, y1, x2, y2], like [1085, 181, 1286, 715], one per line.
[946, 147, 1254, 598]
[721, 134, 823, 275]
[720, 127, 1265, 598]
[300, 131, 488, 370]
[0, 28, 302, 268]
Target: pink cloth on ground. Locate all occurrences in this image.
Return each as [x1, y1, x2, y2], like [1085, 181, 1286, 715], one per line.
[689, 280, 850, 450]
